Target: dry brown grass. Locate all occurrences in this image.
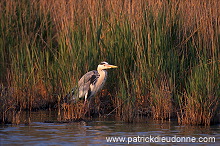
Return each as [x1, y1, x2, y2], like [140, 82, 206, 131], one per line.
[151, 77, 173, 120]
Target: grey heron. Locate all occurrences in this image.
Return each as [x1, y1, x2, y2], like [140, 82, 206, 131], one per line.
[66, 62, 117, 107]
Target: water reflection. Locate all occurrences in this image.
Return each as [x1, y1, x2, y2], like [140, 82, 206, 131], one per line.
[0, 111, 219, 145]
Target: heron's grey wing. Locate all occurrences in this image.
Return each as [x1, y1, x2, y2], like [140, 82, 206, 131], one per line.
[78, 70, 98, 86]
[74, 70, 99, 100]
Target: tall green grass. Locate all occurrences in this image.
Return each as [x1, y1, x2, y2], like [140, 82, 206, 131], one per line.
[0, 0, 219, 125]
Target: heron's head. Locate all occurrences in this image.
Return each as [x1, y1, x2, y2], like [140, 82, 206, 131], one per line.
[97, 61, 118, 70]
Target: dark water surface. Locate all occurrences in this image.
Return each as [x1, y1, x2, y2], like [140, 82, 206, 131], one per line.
[0, 111, 219, 145]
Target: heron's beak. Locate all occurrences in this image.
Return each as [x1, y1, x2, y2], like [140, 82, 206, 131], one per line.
[107, 64, 118, 68]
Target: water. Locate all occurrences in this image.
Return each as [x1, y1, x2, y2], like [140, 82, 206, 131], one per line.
[0, 111, 219, 145]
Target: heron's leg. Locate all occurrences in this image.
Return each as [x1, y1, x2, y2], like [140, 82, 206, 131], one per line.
[83, 100, 91, 116]
[87, 100, 91, 117]
[83, 98, 87, 108]
[83, 93, 89, 115]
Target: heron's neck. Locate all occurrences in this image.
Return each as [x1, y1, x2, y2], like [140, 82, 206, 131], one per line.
[97, 68, 107, 75]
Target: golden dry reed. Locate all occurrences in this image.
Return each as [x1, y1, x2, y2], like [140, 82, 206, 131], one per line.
[0, 0, 219, 125]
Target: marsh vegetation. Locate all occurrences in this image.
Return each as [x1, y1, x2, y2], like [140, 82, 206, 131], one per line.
[0, 0, 219, 125]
